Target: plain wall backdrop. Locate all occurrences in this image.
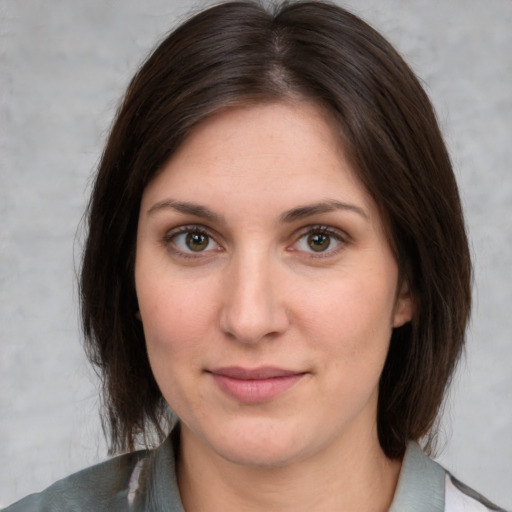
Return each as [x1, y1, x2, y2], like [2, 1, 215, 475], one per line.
[1, 0, 511, 508]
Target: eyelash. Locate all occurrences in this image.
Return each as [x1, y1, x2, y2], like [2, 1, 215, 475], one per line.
[161, 224, 348, 259]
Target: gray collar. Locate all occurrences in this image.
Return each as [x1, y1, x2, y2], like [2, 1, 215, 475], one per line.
[389, 442, 445, 512]
[144, 430, 185, 512]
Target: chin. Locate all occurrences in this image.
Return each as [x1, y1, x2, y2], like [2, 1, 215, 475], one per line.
[200, 417, 317, 468]
[214, 439, 306, 469]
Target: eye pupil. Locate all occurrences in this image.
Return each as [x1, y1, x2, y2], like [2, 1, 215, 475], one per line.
[186, 232, 209, 251]
[308, 232, 330, 251]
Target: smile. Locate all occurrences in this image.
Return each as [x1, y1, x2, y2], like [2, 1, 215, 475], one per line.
[207, 367, 307, 404]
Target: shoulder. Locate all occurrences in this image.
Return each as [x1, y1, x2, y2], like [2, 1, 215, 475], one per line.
[3, 432, 185, 512]
[390, 442, 509, 512]
[444, 473, 509, 512]
[3, 449, 150, 512]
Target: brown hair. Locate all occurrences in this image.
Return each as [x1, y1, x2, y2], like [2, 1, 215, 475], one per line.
[80, 0, 472, 458]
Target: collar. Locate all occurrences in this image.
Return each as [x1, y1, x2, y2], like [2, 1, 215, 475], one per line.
[389, 441, 446, 512]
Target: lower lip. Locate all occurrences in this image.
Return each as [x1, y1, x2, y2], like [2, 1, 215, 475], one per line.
[210, 373, 305, 404]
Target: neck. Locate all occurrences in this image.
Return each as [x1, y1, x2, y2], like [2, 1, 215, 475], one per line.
[177, 424, 401, 512]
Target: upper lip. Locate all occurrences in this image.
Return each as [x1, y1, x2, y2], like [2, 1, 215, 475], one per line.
[208, 366, 305, 380]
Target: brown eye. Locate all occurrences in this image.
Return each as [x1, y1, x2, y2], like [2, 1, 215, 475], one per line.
[166, 227, 221, 257]
[307, 232, 331, 252]
[185, 231, 210, 251]
[294, 227, 344, 256]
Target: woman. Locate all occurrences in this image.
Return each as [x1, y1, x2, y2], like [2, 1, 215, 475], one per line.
[4, 1, 507, 511]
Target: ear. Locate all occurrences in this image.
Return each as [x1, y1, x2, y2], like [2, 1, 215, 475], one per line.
[392, 280, 414, 328]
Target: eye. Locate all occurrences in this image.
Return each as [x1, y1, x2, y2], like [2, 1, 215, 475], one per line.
[165, 226, 221, 255]
[184, 231, 210, 251]
[294, 227, 345, 255]
[306, 232, 331, 252]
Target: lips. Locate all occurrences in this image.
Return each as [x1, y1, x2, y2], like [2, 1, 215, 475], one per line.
[207, 366, 306, 404]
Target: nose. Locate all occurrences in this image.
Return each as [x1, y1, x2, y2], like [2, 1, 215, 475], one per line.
[219, 251, 290, 344]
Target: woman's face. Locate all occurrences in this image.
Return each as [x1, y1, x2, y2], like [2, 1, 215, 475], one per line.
[135, 101, 413, 468]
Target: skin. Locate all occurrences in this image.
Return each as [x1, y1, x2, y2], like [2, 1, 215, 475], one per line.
[135, 101, 413, 511]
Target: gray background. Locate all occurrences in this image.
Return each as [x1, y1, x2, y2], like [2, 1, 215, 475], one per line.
[1, 0, 511, 508]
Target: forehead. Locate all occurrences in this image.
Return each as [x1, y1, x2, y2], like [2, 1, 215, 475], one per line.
[141, 101, 374, 216]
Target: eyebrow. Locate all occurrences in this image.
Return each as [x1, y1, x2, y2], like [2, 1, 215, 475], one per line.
[280, 200, 368, 223]
[147, 198, 368, 223]
[147, 199, 224, 223]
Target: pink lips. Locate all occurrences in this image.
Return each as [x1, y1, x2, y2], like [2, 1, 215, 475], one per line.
[208, 366, 305, 404]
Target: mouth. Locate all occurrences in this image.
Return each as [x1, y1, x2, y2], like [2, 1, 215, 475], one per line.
[207, 366, 307, 404]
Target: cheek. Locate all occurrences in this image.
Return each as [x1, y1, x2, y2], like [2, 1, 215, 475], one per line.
[294, 272, 397, 386]
[135, 264, 228, 401]
[139, 278, 215, 352]
[137, 277, 214, 409]
[299, 275, 396, 340]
